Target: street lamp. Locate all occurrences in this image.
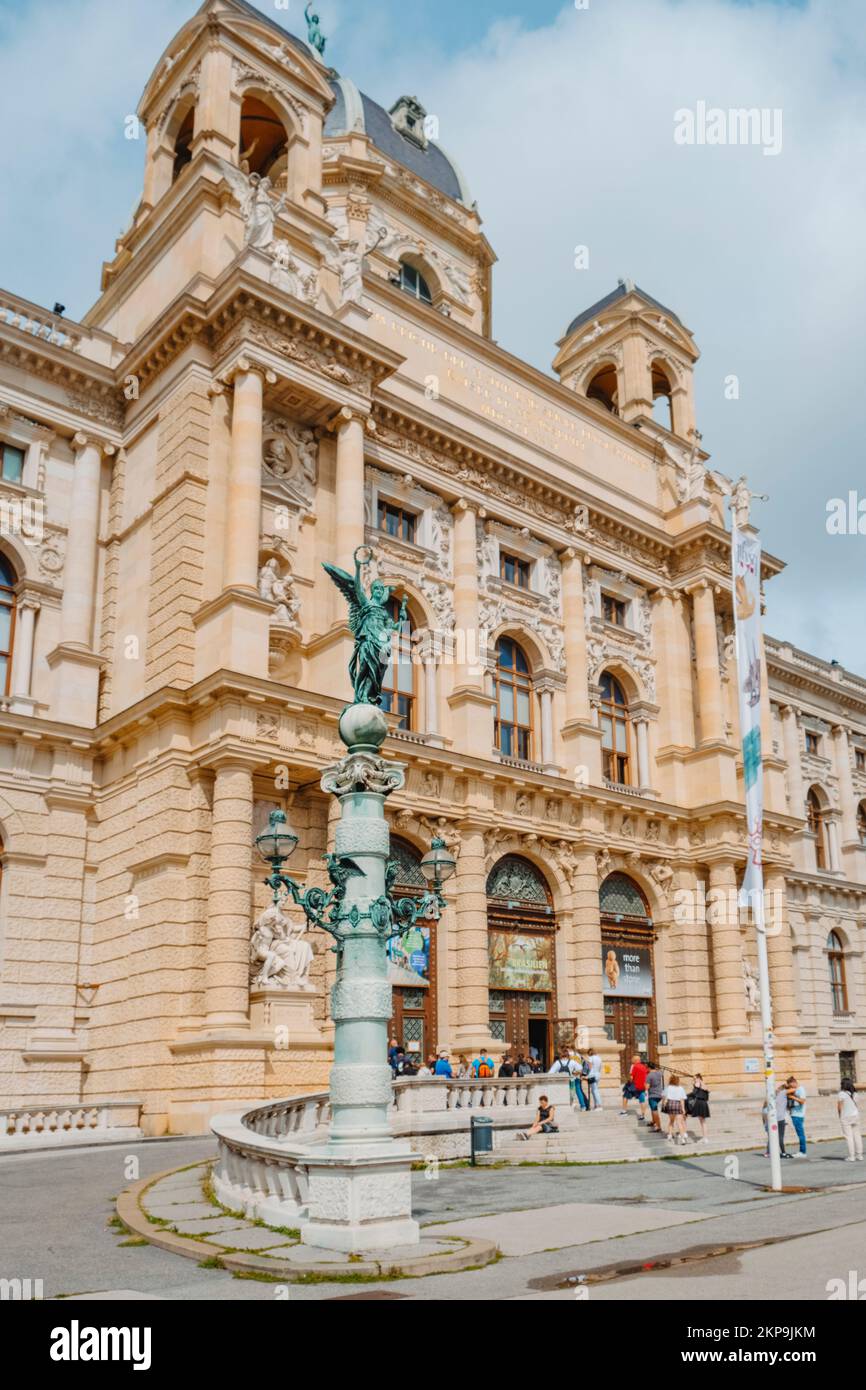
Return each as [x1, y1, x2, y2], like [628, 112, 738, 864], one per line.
[254, 809, 300, 904]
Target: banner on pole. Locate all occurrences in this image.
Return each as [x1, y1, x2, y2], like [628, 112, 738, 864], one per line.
[732, 525, 764, 907]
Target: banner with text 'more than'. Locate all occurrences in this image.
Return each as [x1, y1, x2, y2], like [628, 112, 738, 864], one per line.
[732, 526, 764, 907]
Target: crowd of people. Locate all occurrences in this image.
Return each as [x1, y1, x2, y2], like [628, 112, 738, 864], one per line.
[387, 1037, 863, 1159]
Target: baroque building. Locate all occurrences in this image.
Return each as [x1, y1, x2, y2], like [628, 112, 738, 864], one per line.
[0, 0, 863, 1135]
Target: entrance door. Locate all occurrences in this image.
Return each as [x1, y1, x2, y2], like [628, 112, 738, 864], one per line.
[391, 986, 429, 1064]
[491, 991, 552, 1068]
[604, 996, 655, 1080]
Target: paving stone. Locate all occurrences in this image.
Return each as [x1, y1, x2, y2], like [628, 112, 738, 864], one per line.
[168, 1218, 251, 1237]
[434, 1201, 712, 1256]
[145, 1201, 216, 1222]
[204, 1228, 299, 1252]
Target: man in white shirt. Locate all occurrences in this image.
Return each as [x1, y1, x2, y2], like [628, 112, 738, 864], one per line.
[588, 1051, 603, 1110]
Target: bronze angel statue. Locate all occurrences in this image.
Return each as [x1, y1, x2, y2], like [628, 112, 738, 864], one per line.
[323, 547, 408, 706]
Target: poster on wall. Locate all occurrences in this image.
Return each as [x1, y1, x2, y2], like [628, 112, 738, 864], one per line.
[388, 923, 430, 985]
[601, 943, 653, 998]
[489, 931, 554, 992]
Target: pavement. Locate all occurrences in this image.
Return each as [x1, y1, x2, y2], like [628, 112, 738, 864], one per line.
[2, 1133, 865, 1301]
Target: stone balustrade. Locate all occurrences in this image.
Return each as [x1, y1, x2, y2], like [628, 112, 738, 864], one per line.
[0, 1100, 142, 1149]
[0, 295, 82, 351]
[210, 1075, 574, 1226]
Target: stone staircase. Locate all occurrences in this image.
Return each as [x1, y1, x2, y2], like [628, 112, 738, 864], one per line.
[481, 1095, 850, 1164]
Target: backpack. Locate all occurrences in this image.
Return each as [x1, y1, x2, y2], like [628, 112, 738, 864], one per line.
[477, 1059, 493, 1078]
[581, 1059, 591, 1078]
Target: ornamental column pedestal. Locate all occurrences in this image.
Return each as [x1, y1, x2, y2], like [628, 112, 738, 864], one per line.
[193, 359, 274, 681]
[47, 431, 113, 727]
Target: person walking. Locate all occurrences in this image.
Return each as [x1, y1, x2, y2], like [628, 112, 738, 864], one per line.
[662, 1072, 688, 1144]
[646, 1061, 665, 1133]
[774, 1082, 792, 1159]
[787, 1075, 807, 1157]
[588, 1049, 603, 1110]
[838, 1078, 863, 1161]
[621, 1054, 649, 1121]
[687, 1073, 711, 1143]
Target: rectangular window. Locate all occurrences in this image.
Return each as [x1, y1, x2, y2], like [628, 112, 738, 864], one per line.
[377, 500, 418, 544]
[0, 444, 24, 484]
[805, 731, 820, 757]
[500, 552, 530, 589]
[856, 749, 866, 773]
[602, 594, 627, 627]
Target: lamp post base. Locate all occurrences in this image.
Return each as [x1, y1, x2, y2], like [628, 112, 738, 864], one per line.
[300, 1143, 419, 1252]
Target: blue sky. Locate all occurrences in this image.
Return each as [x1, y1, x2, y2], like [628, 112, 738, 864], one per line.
[0, 0, 863, 671]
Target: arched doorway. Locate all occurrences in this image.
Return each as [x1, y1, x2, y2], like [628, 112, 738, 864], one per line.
[600, 872, 656, 1080]
[387, 837, 437, 1062]
[487, 855, 556, 1069]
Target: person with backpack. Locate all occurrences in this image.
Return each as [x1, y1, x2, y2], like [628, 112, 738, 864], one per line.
[573, 1053, 590, 1111]
[786, 1075, 807, 1157]
[473, 1051, 495, 1079]
[838, 1078, 863, 1161]
[620, 1054, 649, 1122]
[549, 1051, 578, 1106]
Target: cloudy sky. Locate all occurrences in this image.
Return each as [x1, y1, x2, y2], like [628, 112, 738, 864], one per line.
[1, 0, 863, 672]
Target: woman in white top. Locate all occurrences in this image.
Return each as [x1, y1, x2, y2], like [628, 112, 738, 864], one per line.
[663, 1073, 689, 1145]
[837, 1079, 863, 1161]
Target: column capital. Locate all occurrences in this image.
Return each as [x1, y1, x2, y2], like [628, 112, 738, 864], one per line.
[223, 357, 277, 387]
[452, 497, 479, 518]
[328, 404, 369, 432]
[72, 431, 115, 458]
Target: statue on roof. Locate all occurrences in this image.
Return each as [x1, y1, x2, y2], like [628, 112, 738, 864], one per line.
[305, 3, 327, 58]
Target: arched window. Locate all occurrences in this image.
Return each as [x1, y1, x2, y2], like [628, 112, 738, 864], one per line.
[487, 855, 553, 910]
[651, 362, 674, 431]
[806, 788, 826, 870]
[399, 261, 432, 305]
[240, 95, 289, 187]
[857, 801, 866, 846]
[600, 671, 631, 786]
[0, 554, 16, 695]
[494, 637, 533, 760]
[172, 106, 195, 182]
[586, 365, 618, 415]
[380, 596, 415, 731]
[828, 931, 848, 1014]
[599, 872, 651, 922]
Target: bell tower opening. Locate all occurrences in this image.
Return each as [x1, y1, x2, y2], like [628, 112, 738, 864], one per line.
[586, 364, 619, 415]
[651, 362, 674, 431]
[240, 96, 289, 189]
[172, 106, 195, 183]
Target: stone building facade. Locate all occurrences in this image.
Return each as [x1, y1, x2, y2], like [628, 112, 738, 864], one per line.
[0, 0, 863, 1134]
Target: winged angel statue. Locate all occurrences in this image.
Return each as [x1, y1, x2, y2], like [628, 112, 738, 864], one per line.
[323, 547, 408, 706]
[215, 157, 286, 250]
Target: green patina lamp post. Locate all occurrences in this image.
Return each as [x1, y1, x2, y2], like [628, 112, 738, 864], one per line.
[254, 546, 454, 1249]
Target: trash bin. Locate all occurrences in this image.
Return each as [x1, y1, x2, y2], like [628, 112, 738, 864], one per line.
[470, 1115, 494, 1165]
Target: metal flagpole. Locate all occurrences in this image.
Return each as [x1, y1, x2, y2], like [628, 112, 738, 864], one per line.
[730, 492, 781, 1193]
[753, 882, 782, 1191]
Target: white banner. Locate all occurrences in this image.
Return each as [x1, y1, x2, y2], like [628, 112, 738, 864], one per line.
[732, 526, 764, 905]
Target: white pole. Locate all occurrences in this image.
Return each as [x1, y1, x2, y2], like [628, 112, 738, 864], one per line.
[753, 884, 782, 1191]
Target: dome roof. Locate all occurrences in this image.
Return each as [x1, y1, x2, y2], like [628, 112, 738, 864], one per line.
[325, 76, 472, 207]
[564, 281, 682, 341]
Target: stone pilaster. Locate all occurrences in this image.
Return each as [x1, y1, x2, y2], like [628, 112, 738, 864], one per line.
[764, 869, 799, 1036]
[452, 825, 497, 1054]
[205, 760, 256, 1030]
[333, 408, 367, 577]
[707, 860, 749, 1037]
[691, 581, 724, 744]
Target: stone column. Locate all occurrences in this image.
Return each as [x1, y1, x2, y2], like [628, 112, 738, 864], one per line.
[691, 581, 724, 743]
[781, 705, 805, 819]
[10, 596, 39, 700]
[826, 817, 841, 873]
[634, 716, 650, 790]
[23, 427, 53, 490]
[205, 761, 255, 1029]
[539, 684, 555, 769]
[832, 724, 859, 847]
[652, 589, 695, 747]
[764, 869, 799, 1034]
[452, 826, 496, 1053]
[451, 501, 482, 690]
[61, 432, 112, 648]
[224, 361, 266, 592]
[571, 849, 605, 1029]
[334, 408, 366, 575]
[421, 635, 439, 739]
[707, 860, 749, 1036]
[560, 549, 591, 724]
